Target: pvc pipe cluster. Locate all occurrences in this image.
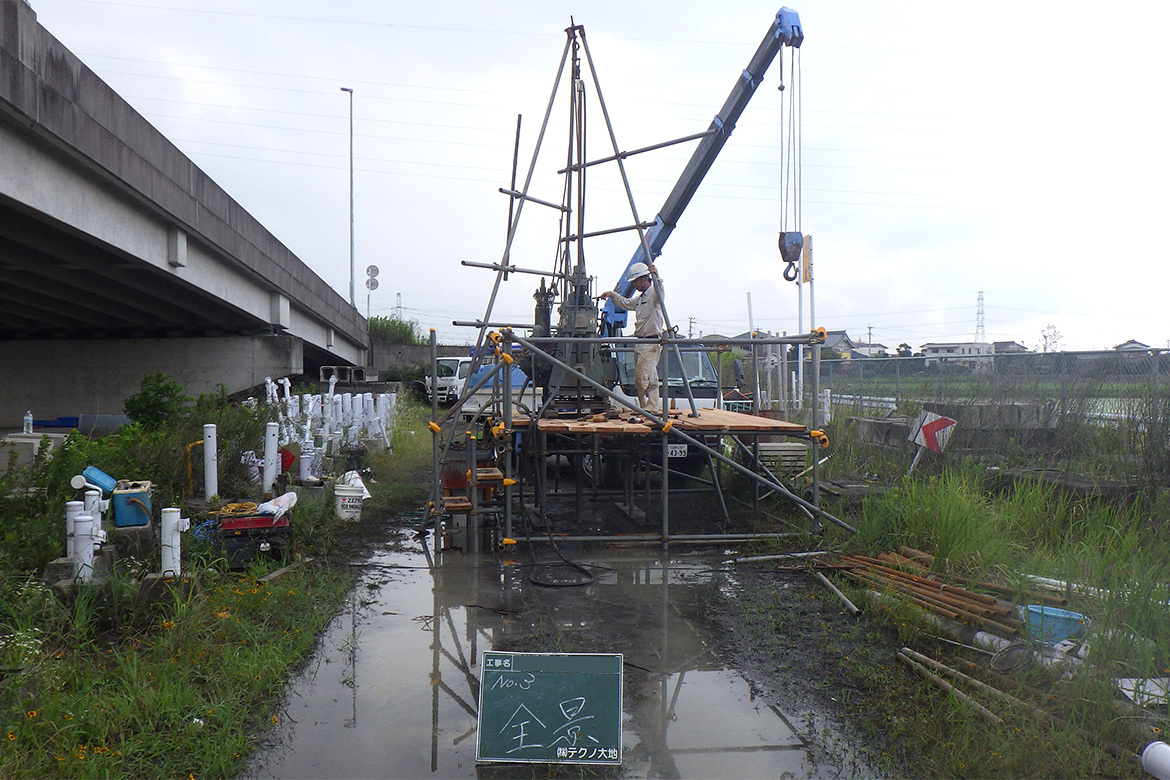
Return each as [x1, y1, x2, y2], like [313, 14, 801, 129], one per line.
[261, 375, 397, 463]
[63, 488, 108, 582]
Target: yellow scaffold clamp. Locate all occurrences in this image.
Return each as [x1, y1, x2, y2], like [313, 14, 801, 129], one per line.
[487, 331, 503, 345]
[501, 352, 514, 364]
[427, 421, 442, 434]
[660, 420, 673, 434]
[809, 429, 830, 448]
[811, 326, 827, 344]
[491, 422, 507, 439]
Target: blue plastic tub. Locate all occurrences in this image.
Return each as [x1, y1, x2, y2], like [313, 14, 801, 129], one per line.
[1024, 605, 1089, 643]
[112, 481, 153, 527]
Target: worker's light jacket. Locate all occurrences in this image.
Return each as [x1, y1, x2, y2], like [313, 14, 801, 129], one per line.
[609, 279, 664, 338]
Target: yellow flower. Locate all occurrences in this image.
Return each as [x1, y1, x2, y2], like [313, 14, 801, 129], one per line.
[26, 710, 36, 719]
[6, 731, 14, 741]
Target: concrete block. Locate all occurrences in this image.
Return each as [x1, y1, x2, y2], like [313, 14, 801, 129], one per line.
[0, 432, 67, 474]
[110, 521, 156, 562]
[137, 573, 201, 608]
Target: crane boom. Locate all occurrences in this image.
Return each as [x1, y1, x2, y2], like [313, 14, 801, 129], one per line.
[603, 7, 803, 327]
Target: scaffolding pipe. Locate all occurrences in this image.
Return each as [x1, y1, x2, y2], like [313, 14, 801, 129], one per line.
[557, 129, 717, 173]
[509, 331, 856, 534]
[428, 330, 442, 559]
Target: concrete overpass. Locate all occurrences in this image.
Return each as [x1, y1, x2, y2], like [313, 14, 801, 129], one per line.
[0, 0, 368, 425]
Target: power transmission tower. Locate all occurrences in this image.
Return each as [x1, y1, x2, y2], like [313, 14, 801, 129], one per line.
[974, 291, 986, 343]
[395, 292, 403, 320]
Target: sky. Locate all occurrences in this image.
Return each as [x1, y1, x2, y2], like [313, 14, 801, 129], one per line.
[25, 0, 1170, 352]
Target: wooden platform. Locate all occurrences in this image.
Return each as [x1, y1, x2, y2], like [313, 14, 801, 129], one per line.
[524, 407, 808, 436]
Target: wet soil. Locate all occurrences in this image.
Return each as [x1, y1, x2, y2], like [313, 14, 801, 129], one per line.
[244, 479, 914, 779]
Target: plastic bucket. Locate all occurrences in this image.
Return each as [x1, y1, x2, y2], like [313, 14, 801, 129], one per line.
[1023, 605, 1090, 643]
[334, 484, 365, 520]
[81, 466, 117, 495]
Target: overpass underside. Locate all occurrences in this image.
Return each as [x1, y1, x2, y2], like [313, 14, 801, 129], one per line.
[0, 0, 367, 424]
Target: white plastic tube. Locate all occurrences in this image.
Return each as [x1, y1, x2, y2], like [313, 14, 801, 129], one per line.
[73, 514, 94, 582]
[203, 423, 218, 501]
[262, 422, 279, 494]
[82, 490, 106, 549]
[160, 507, 190, 577]
[64, 500, 83, 560]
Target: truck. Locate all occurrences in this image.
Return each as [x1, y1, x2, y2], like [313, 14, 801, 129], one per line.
[425, 356, 473, 404]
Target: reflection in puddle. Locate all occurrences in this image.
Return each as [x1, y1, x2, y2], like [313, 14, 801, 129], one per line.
[245, 533, 869, 779]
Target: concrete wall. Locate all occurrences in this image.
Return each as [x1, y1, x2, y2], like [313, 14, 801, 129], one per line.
[370, 342, 468, 373]
[0, 336, 301, 420]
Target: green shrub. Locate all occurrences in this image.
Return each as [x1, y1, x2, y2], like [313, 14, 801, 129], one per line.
[122, 373, 192, 427]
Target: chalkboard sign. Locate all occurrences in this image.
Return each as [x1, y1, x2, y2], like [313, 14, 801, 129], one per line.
[476, 651, 623, 765]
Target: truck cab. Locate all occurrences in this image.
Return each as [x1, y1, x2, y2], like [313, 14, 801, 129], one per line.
[426, 357, 473, 404]
[612, 345, 722, 411]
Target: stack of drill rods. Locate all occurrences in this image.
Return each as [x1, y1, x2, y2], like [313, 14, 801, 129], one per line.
[899, 648, 1140, 763]
[837, 554, 1022, 637]
[891, 547, 1069, 608]
[896, 651, 1002, 725]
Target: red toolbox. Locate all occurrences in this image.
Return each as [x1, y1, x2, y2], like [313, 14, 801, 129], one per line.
[218, 513, 292, 570]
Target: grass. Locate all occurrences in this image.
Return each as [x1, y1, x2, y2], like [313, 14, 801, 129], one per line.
[0, 393, 435, 779]
[813, 467, 1170, 778]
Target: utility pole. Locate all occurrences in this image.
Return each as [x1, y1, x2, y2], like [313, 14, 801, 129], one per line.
[340, 86, 355, 308]
[688, 316, 695, 339]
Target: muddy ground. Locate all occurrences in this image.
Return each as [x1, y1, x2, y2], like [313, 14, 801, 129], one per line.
[339, 464, 918, 778]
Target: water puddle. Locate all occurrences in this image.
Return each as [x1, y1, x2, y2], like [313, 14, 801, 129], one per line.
[245, 531, 872, 779]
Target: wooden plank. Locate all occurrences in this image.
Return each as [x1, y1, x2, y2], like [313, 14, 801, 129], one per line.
[442, 496, 473, 512]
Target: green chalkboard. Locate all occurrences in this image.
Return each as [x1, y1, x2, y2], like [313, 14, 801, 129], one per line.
[476, 651, 623, 765]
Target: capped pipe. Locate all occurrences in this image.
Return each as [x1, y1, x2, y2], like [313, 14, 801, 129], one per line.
[160, 507, 190, 577]
[73, 514, 95, 582]
[64, 500, 83, 560]
[262, 422, 279, 494]
[203, 424, 218, 501]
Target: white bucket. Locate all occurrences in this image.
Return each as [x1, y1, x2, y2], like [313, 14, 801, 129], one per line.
[334, 484, 365, 520]
[1143, 741, 1170, 780]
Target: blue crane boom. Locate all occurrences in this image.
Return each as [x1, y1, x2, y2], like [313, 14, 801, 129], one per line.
[603, 7, 803, 329]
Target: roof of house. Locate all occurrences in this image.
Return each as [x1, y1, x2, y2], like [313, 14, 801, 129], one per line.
[1114, 339, 1151, 351]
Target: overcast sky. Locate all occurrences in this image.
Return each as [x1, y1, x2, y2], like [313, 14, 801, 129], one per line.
[27, 0, 1170, 351]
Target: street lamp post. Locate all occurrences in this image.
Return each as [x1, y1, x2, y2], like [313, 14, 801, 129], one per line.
[340, 86, 355, 308]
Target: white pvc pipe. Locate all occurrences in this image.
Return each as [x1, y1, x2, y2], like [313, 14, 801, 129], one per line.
[73, 514, 95, 582]
[262, 421, 279, 494]
[64, 500, 83, 560]
[341, 392, 352, 426]
[203, 423, 218, 501]
[299, 438, 314, 481]
[160, 507, 190, 577]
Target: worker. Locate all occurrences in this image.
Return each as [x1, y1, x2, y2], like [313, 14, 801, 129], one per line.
[599, 262, 664, 412]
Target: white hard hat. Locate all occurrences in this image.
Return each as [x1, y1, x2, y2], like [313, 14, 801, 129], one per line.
[626, 262, 650, 282]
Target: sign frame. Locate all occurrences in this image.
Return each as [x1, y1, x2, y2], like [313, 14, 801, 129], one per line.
[475, 651, 623, 766]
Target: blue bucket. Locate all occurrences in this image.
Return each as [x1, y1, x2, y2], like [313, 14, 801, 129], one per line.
[1024, 605, 1090, 643]
[81, 466, 117, 495]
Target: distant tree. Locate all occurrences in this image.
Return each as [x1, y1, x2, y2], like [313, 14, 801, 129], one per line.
[368, 315, 425, 345]
[897, 343, 913, 357]
[1040, 324, 1063, 353]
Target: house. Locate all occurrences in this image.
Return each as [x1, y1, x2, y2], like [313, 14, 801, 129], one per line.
[1113, 339, 1150, 351]
[991, 341, 1029, 354]
[920, 341, 992, 370]
[854, 341, 889, 358]
[822, 330, 860, 358]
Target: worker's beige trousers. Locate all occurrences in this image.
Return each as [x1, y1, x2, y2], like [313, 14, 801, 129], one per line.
[633, 341, 662, 412]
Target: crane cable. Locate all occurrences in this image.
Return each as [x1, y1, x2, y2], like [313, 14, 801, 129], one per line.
[779, 47, 802, 282]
